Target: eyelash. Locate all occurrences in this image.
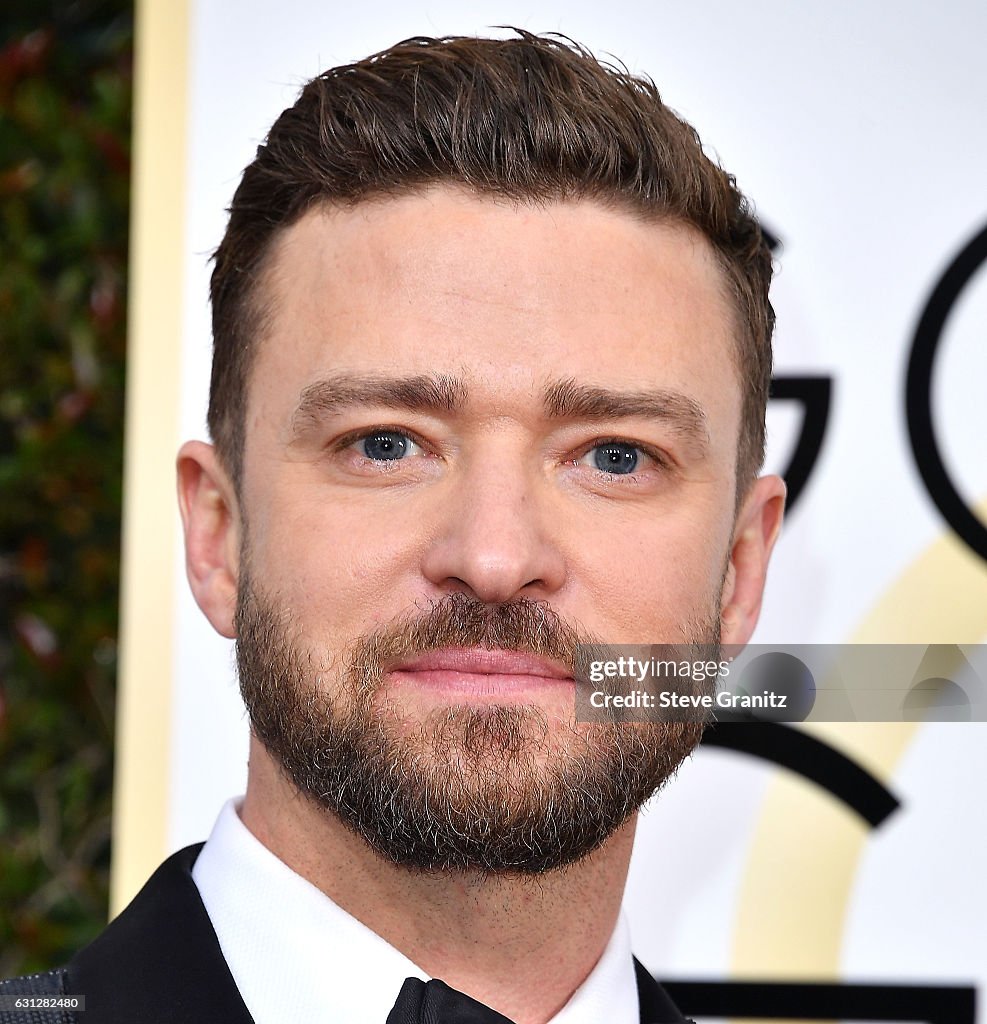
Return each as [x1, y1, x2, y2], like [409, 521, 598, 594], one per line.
[332, 427, 671, 478]
[574, 437, 671, 479]
[334, 425, 432, 459]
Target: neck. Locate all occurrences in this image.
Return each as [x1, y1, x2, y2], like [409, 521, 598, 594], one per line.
[240, 739, 635, 1024]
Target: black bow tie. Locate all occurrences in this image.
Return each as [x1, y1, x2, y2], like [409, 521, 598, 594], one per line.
[387, 978, 517, 1024]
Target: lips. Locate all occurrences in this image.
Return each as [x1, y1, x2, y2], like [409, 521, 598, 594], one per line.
[388, 646, 574, 696]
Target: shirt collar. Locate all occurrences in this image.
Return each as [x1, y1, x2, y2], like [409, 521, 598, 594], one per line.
[192, 798, 639, 1024]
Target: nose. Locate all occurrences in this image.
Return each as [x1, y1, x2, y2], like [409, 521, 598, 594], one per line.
[420, 451, 567, 604]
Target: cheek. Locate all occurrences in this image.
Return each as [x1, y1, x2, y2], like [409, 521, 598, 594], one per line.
[568, 507, 731, 639]
[248, 484, 429, 630]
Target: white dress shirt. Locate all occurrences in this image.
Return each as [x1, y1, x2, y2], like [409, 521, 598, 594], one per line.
[192, 798, 639, 1024]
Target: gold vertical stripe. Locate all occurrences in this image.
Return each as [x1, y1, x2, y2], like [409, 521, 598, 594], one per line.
[112, 0, 190, 915]
[729, 497, 987, 1023]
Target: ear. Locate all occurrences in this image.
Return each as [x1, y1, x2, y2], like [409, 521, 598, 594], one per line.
[720, 474, 786, 646]
[176, 440, 241, 639]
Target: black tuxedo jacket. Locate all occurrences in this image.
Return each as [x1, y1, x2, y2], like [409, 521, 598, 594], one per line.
[0, 845, 690, 1023]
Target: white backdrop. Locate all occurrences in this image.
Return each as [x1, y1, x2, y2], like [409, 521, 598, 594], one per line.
[157, 2, 987, 1017]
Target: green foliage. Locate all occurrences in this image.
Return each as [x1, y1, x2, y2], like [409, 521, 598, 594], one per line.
[0, 0, 132, 976]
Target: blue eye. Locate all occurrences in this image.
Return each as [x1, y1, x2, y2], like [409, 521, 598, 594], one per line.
[361, 431, 415, 461]
[591, 442, 640, 475]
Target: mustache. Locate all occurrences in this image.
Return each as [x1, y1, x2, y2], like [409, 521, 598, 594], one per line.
[347, 592, 599, 678]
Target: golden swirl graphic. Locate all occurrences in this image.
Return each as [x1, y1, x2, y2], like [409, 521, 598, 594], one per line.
[730, 498, 987, 1022]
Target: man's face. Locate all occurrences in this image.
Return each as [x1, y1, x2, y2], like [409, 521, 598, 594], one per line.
[183, 186, 782, 871]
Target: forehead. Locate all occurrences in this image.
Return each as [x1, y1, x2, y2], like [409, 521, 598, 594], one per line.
[249, 186, 740, 444]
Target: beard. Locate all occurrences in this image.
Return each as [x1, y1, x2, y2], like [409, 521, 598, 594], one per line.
[235, 571, 717, 874]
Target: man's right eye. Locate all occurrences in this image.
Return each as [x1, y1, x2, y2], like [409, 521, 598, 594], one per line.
[354, 430, 422, 461]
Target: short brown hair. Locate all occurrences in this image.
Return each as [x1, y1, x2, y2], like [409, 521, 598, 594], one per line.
[209, 30, 774, 492]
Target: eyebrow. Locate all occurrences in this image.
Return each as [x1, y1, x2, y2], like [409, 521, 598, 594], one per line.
[290, 372, 709, 453]
[544, 377, 710, 453]
[291, 374, 468, 437]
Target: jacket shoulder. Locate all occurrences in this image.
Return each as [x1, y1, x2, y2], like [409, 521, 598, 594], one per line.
[65, 843, 253, 1024]
[2, 844, 252, 1024]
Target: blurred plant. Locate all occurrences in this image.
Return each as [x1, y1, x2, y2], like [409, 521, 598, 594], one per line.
[0, 0, 131, 976]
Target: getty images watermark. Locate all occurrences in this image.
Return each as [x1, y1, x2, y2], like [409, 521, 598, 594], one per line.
[573, 644, 987, 723]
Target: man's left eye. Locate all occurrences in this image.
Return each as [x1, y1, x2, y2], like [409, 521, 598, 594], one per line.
[356, 430, 422, 461]
[580, 441, 644, 475]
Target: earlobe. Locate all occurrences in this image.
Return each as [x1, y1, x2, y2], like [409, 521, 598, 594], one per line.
[176, 440, 241, 639]
[720, 474, 786, 646]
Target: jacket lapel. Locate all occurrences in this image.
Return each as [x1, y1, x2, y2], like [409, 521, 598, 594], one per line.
[634, 957, 693, 1024]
